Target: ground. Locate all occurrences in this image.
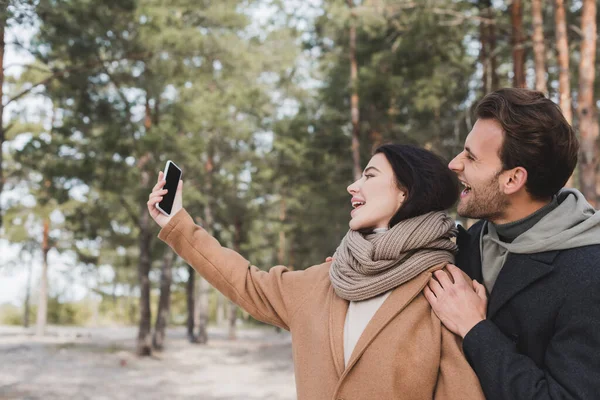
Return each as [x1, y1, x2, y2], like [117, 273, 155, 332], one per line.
[0, 325, 296, 400]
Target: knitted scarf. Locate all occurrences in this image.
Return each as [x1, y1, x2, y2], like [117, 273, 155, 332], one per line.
[329, 211, 458, 301]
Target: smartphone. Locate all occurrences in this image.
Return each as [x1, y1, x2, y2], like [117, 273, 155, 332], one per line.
[156, 160, 182, 216]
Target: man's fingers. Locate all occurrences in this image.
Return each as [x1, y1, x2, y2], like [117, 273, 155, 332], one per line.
[473, 280, 487, 300]
[428, 278, 443, 295]
[446, 264, 466, 285]
[177, 179, 183, 192]
[423, 286, 436, 302]
[434, 270, 453, 289]
[446, 263, 460, 273]
[325, 257, 333, 262]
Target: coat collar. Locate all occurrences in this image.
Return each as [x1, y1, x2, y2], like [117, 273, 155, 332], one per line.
[328, 288, 347, 377]
[328, 267, 436, 378]
[456, 222, 559, 318]
[487, 251, 558, 318]
[456, 223, 484, 282]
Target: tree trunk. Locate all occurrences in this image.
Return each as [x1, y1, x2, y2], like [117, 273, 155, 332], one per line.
[479, 1, 489, 93]
[275, 195, 287, 333]
[136, 154, 153, 356]
[228, 300, 238, 340]
[136, 198, 153, 356]
[23, 257, 33, 328]
[152, 249, 174, 350]
[577, 0, 598, 207]
[194, 152, 215, 343]
[216, 292, 225, 326]
[479, 0, 499, 93]
[186, 265, 197, 343]
[0, 8, 6, 230]
[195, 277, 209, 344]
[228, 217, 243, 340]
[137, 92, 157, 356]
[36, 222, 50, 334]
[36, 219, 50, 336]
[532, 0, 547, 94]
[347, 0, 361, 181]
[555, 0, 574, 187]
[90, 296, 99, 327]
[511, 0, 526, 88]
[555, 0, 572, 124]
[278, 195, 286, 266]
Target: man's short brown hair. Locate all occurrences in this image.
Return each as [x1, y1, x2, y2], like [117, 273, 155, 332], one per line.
[475, 88, 579, 200]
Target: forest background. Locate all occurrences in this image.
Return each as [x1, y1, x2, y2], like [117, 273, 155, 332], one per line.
[0, 0, 599, 357]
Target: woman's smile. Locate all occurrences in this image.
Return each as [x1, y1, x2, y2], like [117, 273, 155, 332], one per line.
[347, 153, 406, 231]
[351, 196, 366, 216]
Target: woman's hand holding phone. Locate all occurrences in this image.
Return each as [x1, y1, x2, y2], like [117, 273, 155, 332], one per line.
[147, 170, 183, 228]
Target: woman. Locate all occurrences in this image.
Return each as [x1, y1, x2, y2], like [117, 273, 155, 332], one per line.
[147, 144, 484, 400]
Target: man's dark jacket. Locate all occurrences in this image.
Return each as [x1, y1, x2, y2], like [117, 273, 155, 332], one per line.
[456, 220, 600, 400]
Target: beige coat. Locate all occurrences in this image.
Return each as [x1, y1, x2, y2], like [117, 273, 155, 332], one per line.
[159, 209, 485, 400]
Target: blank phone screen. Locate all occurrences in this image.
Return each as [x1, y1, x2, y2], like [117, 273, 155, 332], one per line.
[158, 162, 181, 215]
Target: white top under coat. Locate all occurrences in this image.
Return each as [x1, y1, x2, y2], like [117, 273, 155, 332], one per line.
[343, 227, 391, 367]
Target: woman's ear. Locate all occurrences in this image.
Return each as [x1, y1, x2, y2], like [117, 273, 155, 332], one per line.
[397, 191, 407, 206]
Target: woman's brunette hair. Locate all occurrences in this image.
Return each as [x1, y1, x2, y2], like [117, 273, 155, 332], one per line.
[374, 144, 459, 227]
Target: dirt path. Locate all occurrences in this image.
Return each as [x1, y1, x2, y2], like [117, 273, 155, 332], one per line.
[0, 325, 296, 400]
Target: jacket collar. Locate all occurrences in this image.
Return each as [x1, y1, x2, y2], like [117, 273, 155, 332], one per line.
[328, 266, 437, 378]
[456, 223, 484, 282]
[487, 251, 558, 318]
[328, 289, 347, 377]
[459, 221, 559, 318]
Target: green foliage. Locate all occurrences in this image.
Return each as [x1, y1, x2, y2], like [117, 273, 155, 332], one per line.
[46, 296, 93, 325]
[0, 303, 23, 325]
[0, 298, 92, 326]
[3, 0, 598, 330]
[315, 0, 478, 160]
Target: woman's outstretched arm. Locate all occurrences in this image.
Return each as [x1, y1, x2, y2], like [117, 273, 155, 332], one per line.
[148, 171, 323, 330]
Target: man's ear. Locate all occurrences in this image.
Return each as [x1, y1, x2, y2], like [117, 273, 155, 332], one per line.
[502, 167, 528, 195]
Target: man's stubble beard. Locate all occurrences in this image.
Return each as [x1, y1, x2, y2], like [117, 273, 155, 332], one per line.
[457, 173, 509, 221]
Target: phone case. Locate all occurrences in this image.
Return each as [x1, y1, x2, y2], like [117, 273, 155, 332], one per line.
[156, 160, 182, 216]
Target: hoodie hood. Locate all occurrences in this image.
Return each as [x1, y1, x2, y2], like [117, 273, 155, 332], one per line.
[486, 188, 600, 254]
[480, 189, 600, 293]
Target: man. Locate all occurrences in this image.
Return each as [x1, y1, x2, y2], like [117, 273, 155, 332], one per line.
[424, 88, 600, 400]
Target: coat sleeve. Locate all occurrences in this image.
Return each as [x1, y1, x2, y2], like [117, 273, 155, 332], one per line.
[434, 324, 486, 400]
[462, 280, 600, 400]
[158, 209, 323, 331]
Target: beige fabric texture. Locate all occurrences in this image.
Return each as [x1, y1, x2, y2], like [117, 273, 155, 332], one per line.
[330, 211, 458, 301]
[158, 209, 484, 400]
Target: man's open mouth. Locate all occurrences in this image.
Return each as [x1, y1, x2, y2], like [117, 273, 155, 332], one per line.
[461, 181, 472, 197]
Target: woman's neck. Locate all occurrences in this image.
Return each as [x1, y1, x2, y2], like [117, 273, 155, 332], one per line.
[373, 227, 389, 234]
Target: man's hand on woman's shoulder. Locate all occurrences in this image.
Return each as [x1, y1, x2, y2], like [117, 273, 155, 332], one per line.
[424, 264, 487, 338]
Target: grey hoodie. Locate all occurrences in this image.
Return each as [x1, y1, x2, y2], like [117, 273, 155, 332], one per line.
[480, 189, 600, 292]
